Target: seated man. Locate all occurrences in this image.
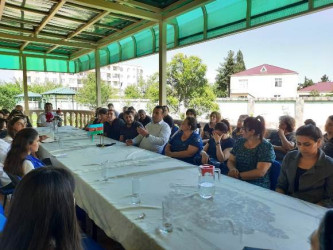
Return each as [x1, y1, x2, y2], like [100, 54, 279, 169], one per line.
[107, 103, 119, 117]
[104, 109, 125, 141]
[37, 103, 57, 127]
[126, 106, 171, 153]
[138, 109, 152, 127]
[119, 111, 143, 142]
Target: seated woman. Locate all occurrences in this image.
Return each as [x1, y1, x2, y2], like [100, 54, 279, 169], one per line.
[322, 115, 333, 158]
[268, 115, 296, 163]
[3, 116, 26, 143]
[232, 114, 248, 142]
[0, 167, 82, 249]
[197, 121, 234, 174]
[165, 117, 203, 164]
[0, 118, 7, 139]
[4, 128, 44, 177]
[104, 109, 125, 141]
[119, 111, 143, 142]
[227, 116, 275, 189]
[276, 124, 333, 207]
[186, 108, 201, 134]
[201, 111, 222, 144]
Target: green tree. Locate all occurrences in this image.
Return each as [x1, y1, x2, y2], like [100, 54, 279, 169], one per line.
[298, 76, 314, 90]
[189, 85, 219, 115]
[29, 82, 63, 94]
[321, 74, 330, 82]
[124, 85, 142, 99]
[167, 53, 208, 107]
[0, 82, 22, 109]
[75, 72, 117, 108]
[234, 50, 246, 73]
[310, 90, 320, 97]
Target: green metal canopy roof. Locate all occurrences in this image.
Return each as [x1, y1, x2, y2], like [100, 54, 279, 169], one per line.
[42, 87, 76, 95]
[15, 91, 42, 98]
[0, 0, 332, 73]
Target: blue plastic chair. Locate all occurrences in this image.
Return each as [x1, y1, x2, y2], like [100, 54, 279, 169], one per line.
[0, 182, 15, 209]
[0, 204, 6, 232]
[270, 160, 281, 190]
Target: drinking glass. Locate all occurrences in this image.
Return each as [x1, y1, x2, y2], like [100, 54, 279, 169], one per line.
[131, 178, 141, 205]
[159, 200, 173, 233]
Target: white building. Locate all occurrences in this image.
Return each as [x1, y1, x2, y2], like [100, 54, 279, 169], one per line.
[230, 64, 299, 98]
[11, 63, 143, 96]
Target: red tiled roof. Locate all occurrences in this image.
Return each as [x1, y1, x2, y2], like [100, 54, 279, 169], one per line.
[231, 64, 297, 76]
[298, 82, 333, 92]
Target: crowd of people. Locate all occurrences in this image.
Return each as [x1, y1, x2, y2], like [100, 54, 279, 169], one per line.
[0, 102, 333, 248]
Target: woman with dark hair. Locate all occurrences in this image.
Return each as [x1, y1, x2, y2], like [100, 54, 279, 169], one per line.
[322, 115, 333, 158]
[201, 111, 222, 144]
[186, 108, 201, 134]
[0, 167, 82, 249]
[232, 114, 249, 142]
[3, 116, 26, 143]
[310, 210, 333, 250]
[227, 116, 275, 188]
[165, 117, 203, 164]
[197, 121, 234, 173]
[268, 115, 296, 163]
[4, 128, 44, 177]
[276, 124, 333, 207]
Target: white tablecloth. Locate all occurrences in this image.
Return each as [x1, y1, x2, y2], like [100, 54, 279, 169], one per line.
[37, 126, 327, 250]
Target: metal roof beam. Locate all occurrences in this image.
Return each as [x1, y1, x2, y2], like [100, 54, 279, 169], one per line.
[47, 10, 110, 54]
[68, 0, 161, 21]
[163, 0, 214, 21]
[0, 31, 96, 49]
[70, 20, 154, 60]
[20, 0, 67, 51]
[0, 0, 6, 20]
[115, 0, 161, 13]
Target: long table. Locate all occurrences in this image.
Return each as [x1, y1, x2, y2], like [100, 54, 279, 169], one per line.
[37, 126, 327, 250]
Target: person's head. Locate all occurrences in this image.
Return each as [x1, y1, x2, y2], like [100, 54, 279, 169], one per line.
[122, 106, 128, 112]
[8, 109, 25, 121]
[304, 119, 316, 126]
[325, 115, 333, 135]
[186, 108, 197, 118]
[296, 124, 322, 157]
[214, 122, 229, 136]
[107, 103, 114, 109]
[0, 110, 4, 118]
[0, 118, 6, 131]
[128, 106, 137, 115]
[0, 167, 82, 250]
[163, 105, 169, 116]
[7, 116, 26, 138]
[209, 111, 221, 124]
[15, 105, 23, 112]
[279, 115, 296, 133]
[221, 119, 231, 134]
[152, 106, 164, 123]
[94, 107, 101, 117]
[1, 109, 10, 119]
[237, 114, 249, 129]
[107, 109, 116, 121]
[181, 117, 197, 132]
[44, 103, 53, 113]
[124, 111, 135, 125]
[4, 128, 39, 177]
[138, 109, 146, 120]
[97, 108, 108, 123]
[243, 116, 266, 140]
[310, 210, 333, 250]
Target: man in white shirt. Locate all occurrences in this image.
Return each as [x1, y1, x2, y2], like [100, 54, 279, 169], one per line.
[37, 103, 57, 127]
[126, 106, 171, 153]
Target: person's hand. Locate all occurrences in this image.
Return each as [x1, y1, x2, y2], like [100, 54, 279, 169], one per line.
[201, 152, 209, 164]
[212, 131, 223, 143]
[126, 139, 133, 146]
[39, 135, 48, 142]
[278, 128, 285, 136]
[137, 127, 149, 137]
[228, 168, 239, 178]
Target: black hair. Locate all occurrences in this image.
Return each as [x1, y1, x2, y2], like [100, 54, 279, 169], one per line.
[1, 109, 10, 115]
[7, 116, 26, 138]
[296, 124, 322, 142]
[0, 167, 82, 250]
[0, 118, 6, 130]
[138, 109, 146, 114]
[221, 119, 231, 133]
[279, 115, 296, 132]
[304, 119, 316, 126]
[214, 122, 229, 134]
[243, 116, 266, 140]
[185, 117, 197, 131]
[124, 110, 134, 116]
[319, 210, 333, 250]
[4, 128, 39, 177]
[154, 105, 164, 112]
[97, 108, 108, 115]
[186, 108, 197, 117]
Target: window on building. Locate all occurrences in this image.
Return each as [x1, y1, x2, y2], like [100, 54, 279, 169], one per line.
[275, 78, 282, 87]
[77, 80, 82, 85]
[113, 66, 118, 71]
[107, 73, 111, 78]
[238, 79, 248, 89]
[260, 66, 267, 73]
[274, 95, 281, 98]
[119, 67, 123, 72]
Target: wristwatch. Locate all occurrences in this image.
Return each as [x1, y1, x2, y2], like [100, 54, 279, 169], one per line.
[215, 141, 220, 145]
[145, 133, 150, 138]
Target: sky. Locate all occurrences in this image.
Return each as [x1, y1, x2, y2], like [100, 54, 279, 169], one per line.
[120, 7, 333, 84]
[0, 7, 332, 84]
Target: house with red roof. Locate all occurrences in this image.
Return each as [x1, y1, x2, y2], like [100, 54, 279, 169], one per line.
[230, 64, 299, 98]
[298, 82, 333, 96]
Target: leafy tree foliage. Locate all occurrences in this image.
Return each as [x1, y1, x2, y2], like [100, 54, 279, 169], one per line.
[29, 82, 62, 94]
[124, 85, 142, 99]
[214, 50, 246, 97]
[0, 82, 22, 109]
[76, 72, 118, 108]
[298, 76, 314, 90]
[321, 74, 330, 82]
